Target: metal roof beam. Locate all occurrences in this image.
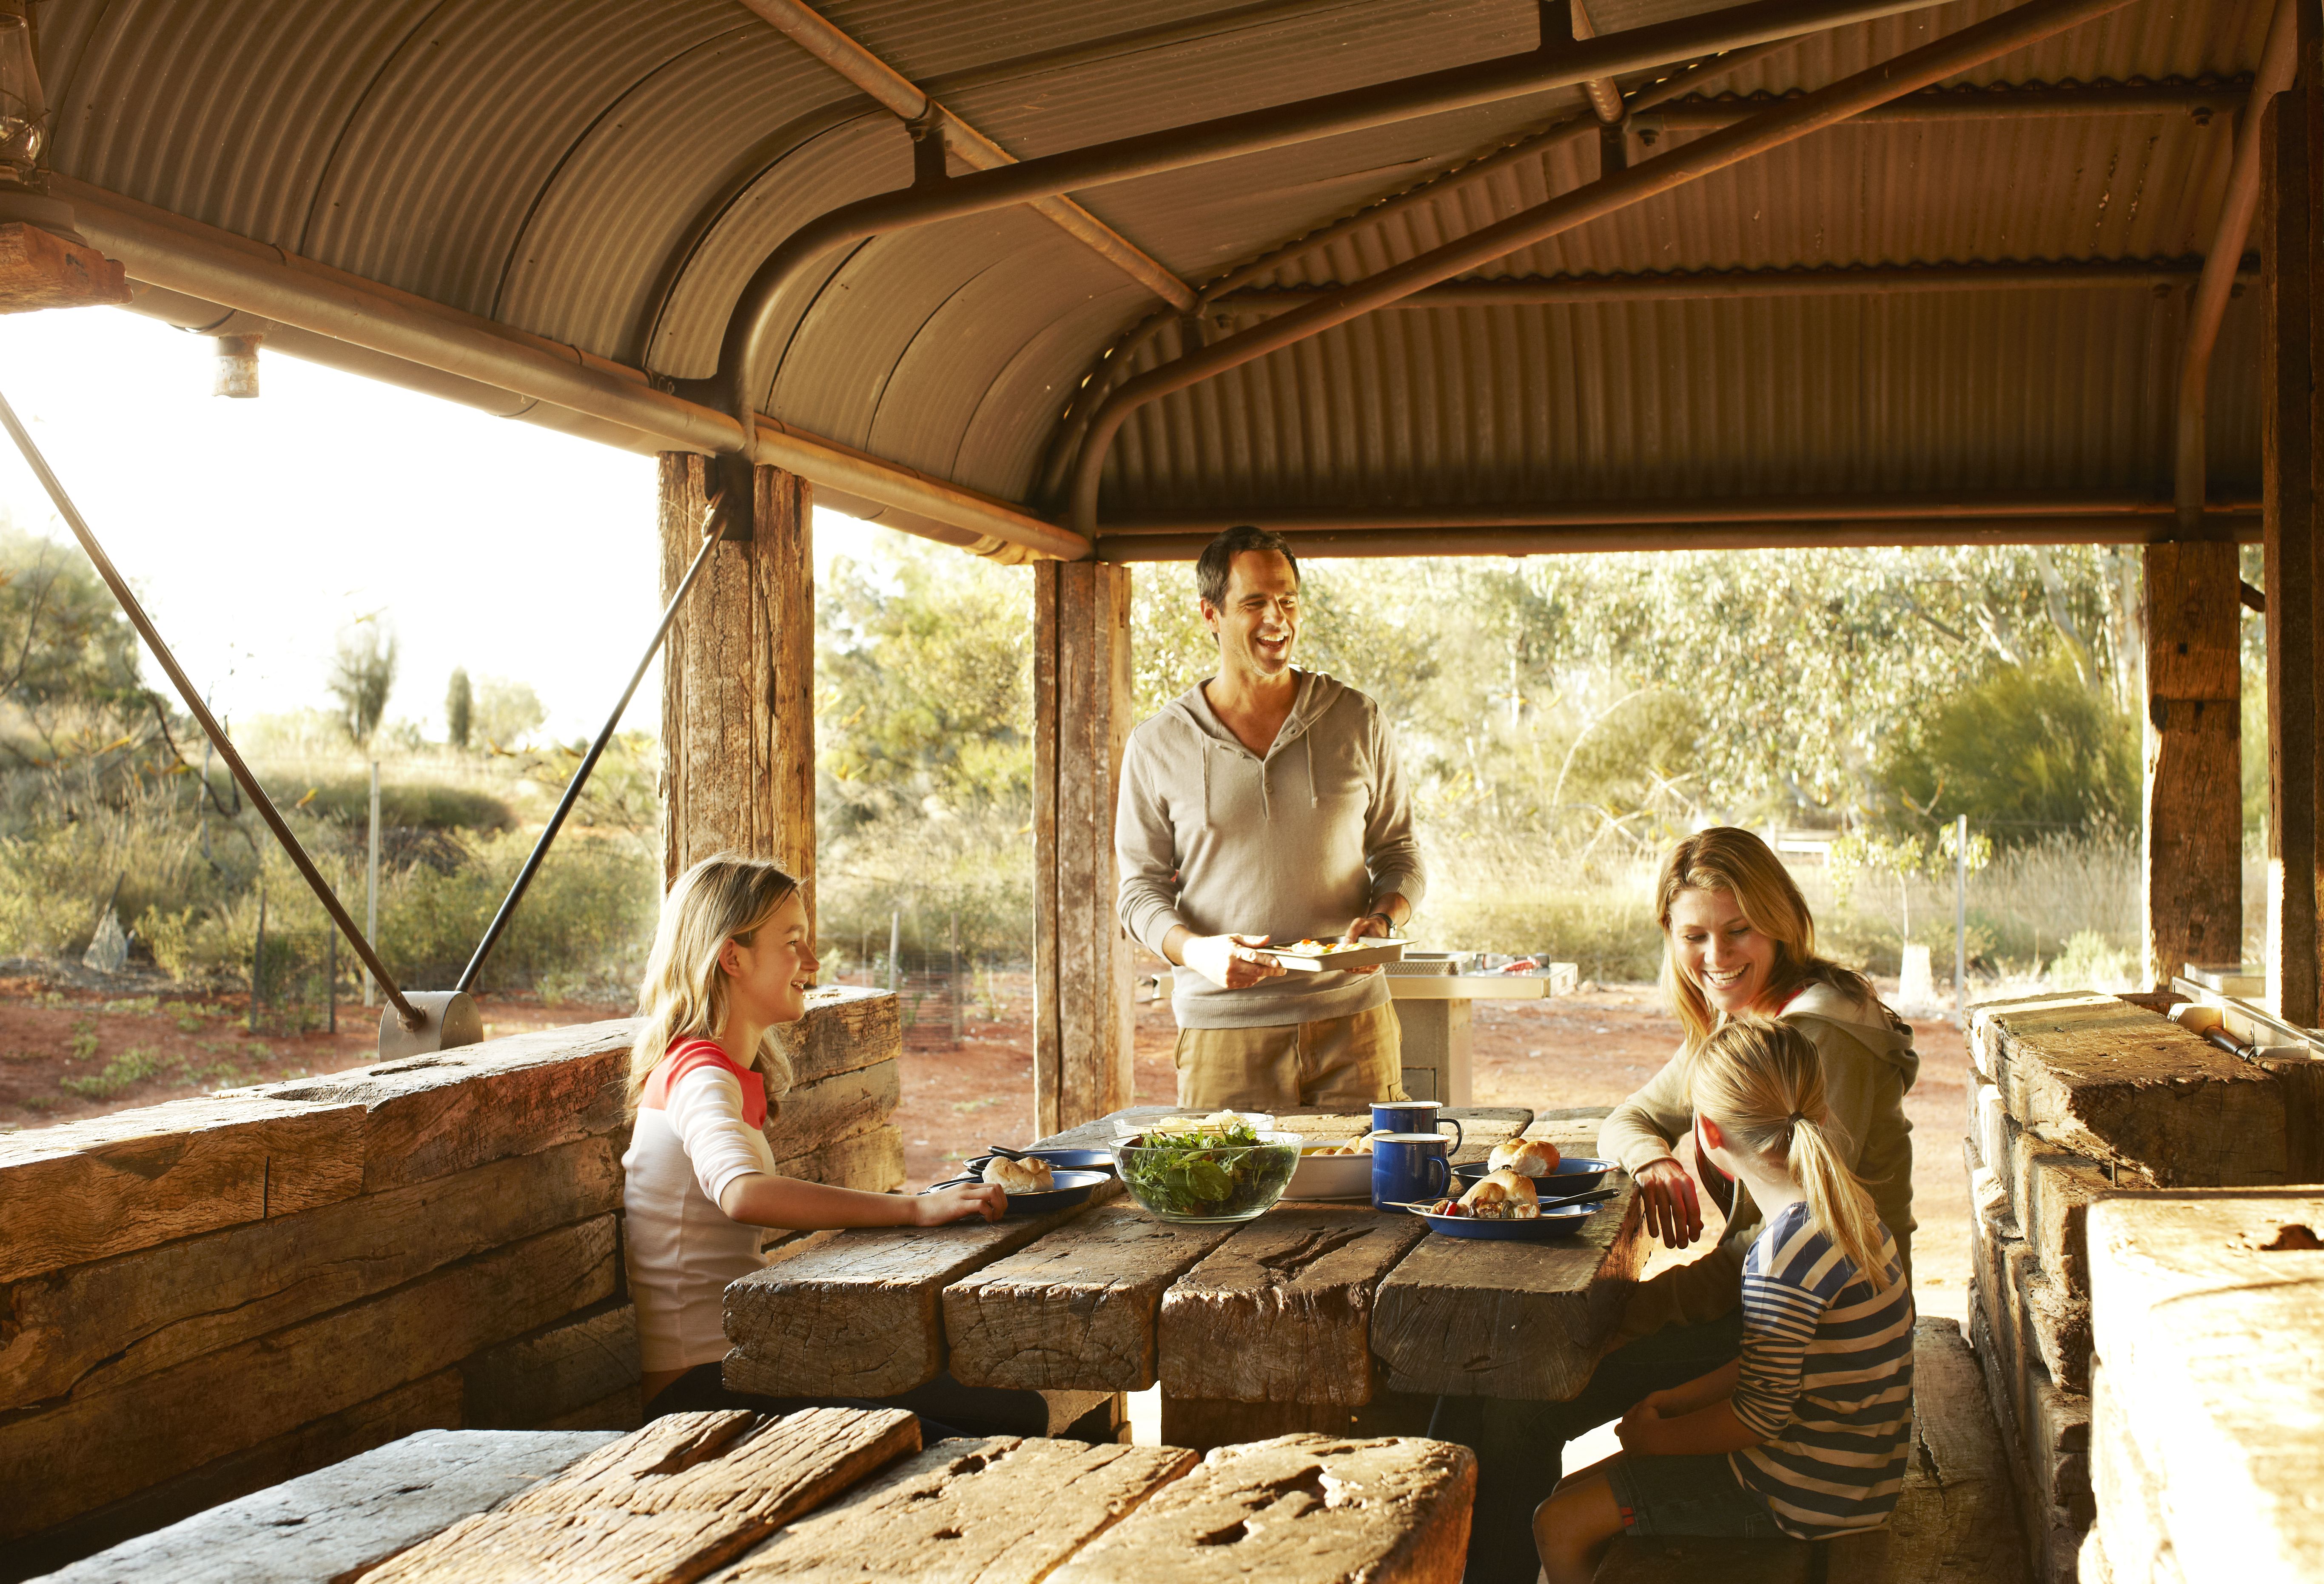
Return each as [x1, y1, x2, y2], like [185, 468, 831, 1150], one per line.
[1065, 0, 2147, 536]
[1208, 256, 2248, 310]
[733, 0, 1194, 311]
[57, 178, 1088, 562]
[1098, 513, 2264, 561]
[1099, 491, 2260, 533]
[693, 0, 1967, 458]
[1638, 80, 2245, 130]
[2177, 0, 2298, 531]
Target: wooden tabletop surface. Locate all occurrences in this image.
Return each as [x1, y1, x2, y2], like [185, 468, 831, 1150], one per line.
[724, 1106, 1647, 1409]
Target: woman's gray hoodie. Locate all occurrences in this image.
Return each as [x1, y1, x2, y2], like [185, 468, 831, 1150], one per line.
[1115, 670, 1424, 1029]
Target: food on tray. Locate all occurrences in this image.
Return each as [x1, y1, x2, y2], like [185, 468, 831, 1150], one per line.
[1489, 1138, 1562, 1176]
[1279, 938, 1374, 954]
[1116, 1115, 1298, 1222]
[981, 1155, 1055, 1193]
[1423, 1191, 1536, 1222]
[1459, 1167, 1541, 1214]
[1427, 1196, 1468, 1216]
[1156, 1109, 1255, 1134]
[1302, 1134, 1374, 1157]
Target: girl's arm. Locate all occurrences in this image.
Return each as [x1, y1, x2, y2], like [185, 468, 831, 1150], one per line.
[1637, 1358, 1742, 1419]
[720, 1172, 1001, 1229]
[1617, 1390, 1764, 1457]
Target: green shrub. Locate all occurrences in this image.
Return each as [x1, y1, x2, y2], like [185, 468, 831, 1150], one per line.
[1876, 659, 2137, 844]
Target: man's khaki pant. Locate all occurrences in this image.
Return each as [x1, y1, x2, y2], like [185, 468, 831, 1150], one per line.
[1172, 1001, 1407, 1110]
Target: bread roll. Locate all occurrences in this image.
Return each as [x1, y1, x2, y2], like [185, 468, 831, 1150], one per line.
[1489, 1138, 1561, 1177]
[1458, 1167, 1540, 1211]
[981, 1156, 1054, 1193]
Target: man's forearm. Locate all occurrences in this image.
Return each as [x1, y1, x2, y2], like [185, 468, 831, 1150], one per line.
[1159, 923, 1193, 966]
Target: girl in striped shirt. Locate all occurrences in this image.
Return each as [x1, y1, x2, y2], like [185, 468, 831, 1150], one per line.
[1534, 1017, 1914, 1582]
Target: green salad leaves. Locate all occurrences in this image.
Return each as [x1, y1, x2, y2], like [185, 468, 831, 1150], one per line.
[1118, 1120, 1297, 1221]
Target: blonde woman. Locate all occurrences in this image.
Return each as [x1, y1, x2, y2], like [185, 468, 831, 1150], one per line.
[624, 855, 1003, 1415]
[1436, 826, 1916, 1581]
[1534, 1019, 1914, 1582]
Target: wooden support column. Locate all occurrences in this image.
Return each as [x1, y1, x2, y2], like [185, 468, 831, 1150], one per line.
[2264, 65, 2321, 1026]
[657, 454, 815, 936]
[2141, 541, 2243, 988]
[1033, 561, 1134, 1135]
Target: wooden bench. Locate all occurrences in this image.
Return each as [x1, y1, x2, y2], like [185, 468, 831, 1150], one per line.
[1592, 1318, 2028, 1584]
[33, 1413, 1478, 1584]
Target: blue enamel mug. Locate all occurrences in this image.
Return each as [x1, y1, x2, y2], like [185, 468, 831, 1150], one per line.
[1372, 1131, 1452, 1210]
[1371, 1100, 1463, 1159]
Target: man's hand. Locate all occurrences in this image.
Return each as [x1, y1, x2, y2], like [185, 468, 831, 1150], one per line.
[1634, 1157, 1704, 1248]
[1181, 932, 1288, 990]
[1336, 906, 1398, 975]
[912, 1182, 1006, 1225]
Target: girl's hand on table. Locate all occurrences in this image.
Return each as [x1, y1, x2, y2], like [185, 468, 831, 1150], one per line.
[1633, 1158, 1704, 1248]
[914, 1182, 1007, 1225]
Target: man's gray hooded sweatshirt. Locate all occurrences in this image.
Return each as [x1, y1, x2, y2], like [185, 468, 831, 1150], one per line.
[1116, 671, 1424, 1030]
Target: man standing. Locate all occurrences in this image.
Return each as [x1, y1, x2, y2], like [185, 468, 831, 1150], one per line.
[1115, 525, 1424, 1108]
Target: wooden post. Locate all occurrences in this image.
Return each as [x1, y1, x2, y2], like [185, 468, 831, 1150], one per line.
[2141, 541, 2243, 988]
[657, 454, 815, 938]
[2264, 69, 2321, 1026]
[1033, 561, 1134, 1135]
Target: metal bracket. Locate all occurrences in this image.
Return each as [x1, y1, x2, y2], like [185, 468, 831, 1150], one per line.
[908, 109, 950, 188]
[709, 450, 757, 542]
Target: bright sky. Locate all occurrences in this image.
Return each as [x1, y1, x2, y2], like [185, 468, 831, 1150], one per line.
[0, 306, 891, 742]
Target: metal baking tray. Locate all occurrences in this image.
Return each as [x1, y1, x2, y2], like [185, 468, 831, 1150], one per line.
[1265, 939, 1406, 971]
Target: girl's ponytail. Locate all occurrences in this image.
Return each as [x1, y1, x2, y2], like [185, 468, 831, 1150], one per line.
[1786, 1115, 1891, 1295]
[1688, 1017, 1893, 1293]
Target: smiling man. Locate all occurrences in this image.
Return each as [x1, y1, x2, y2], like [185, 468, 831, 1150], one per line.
[1114, 525, 1424, 1108]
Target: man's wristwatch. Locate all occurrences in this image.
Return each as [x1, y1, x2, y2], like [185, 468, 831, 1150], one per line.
[1363, 909, 1396, 933]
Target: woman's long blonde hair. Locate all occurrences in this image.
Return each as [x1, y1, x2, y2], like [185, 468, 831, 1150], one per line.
[1691, 1018, 1894, 1292]
[1656, 826, 1878, 1053]
[627, 854, 800, 1115]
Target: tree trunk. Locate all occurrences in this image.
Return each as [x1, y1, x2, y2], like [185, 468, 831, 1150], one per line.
[657, 454, 815, 940]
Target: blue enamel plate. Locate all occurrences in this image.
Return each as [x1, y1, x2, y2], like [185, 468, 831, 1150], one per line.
[1406, 1201, 1602, 1240]
[925, 1168, 1110, 1216]
[1454, 1155, 1618, 1194]
[964, 1148, 1117, 1178]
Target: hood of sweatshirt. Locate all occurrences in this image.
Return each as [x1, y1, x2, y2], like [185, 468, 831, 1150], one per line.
[1786, 979, 1920, 1093]
[1158, 670, 1350, 827]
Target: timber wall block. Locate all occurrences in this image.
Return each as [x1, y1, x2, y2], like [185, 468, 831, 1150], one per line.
[1962, 990, 2316, 1584]
[0, 989, 905, 1575]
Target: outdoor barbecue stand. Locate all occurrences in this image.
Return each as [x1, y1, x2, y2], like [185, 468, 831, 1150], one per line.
[0, 384, 740, 1057]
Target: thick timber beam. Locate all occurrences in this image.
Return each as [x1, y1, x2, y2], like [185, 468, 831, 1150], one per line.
[658, 456, 816, 936]
[1033, 563, 1135, 1135]
[2262, 68, 2320, 1026]
[2142, 541, 2244, 988]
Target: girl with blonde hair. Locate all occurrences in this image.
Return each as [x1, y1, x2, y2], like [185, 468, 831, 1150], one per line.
[624, 855, 1003, 1414]
[1533, 1018, 1914, 1582]
[1433, 826, 1917, 1580]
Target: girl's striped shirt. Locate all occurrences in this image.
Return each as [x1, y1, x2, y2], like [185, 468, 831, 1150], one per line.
[1728, 1199, 1915, 1538]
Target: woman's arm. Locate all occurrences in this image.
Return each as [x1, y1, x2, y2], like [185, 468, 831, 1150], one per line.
[1599, 1051, 1705, 1247]
[720, 1173, 1001, 1229]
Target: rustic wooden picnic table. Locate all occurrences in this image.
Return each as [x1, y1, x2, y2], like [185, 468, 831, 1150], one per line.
[45, 1410, 1479, 1584]
[723, 1105, 1649, 1442]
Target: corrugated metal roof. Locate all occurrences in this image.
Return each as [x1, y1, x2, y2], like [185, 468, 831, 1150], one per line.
[31, 0, 2275, 540]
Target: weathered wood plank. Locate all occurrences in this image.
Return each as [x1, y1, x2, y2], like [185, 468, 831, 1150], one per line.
[710, 1435, 1196, 1582]
[776, 986, 902, 1087]
[1973, 995, 2288, 1185]
[1969, 1304, 2090, 1584]
[2085, 1191, 2324, 1579]
[1156, 1385, 1436, 1456]
[5, 1371, 465, 1579]
[1373, 1178, 1647, 1401]
[2263, 77, 2321, 1031]
[660, 455, 816, 935]
[1156, 1207, 1427, 1406]
[1050, 1433, 1474, 1584]
[768, 1121, 904, 1193]
[2007, 1128, 2130, 1294]
[37, 1429, 617, 1584]
[370, 1407, 917, 1584]
[1595, 1537, 1812, 1583]
[0, 1134, 622, 1407]
[722, 1188, 1117, 1399]
[252, 1020, 635, 1194]
[0, 1217, 618, 1540]
[2088, 1360, 2179, 1584]
[0, 1094, 367, 1286]
[463, 1299, 640, 1432]
[943, 1203, 1242, 1392]
[0, 222, 131, 311]
[762, 1060, 899, 1161]
[2142, 539, 2244, 988]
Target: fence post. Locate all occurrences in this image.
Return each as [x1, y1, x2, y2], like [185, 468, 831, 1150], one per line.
[950, 909, 963, 1047]
[1954, 814, 1969, 1026]
[364, 759, 380, 1007]
[249, 888, 265, 1033]
[327, 924, 336, 1036]
[888, 910, 900, 994]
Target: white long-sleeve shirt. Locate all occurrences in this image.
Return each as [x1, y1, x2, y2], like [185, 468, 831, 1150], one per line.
[622, 1060, 777, 1373]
